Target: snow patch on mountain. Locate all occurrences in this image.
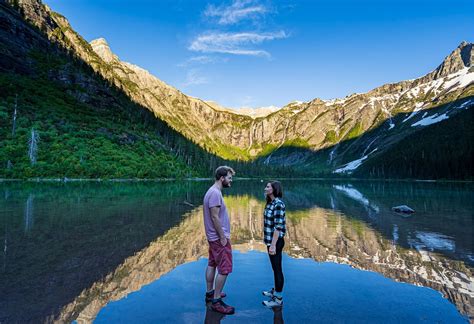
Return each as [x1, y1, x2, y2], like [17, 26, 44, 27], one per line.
[412, 113, 449, 127]
[457, 99, 474, 109]
[403, 102, 425, 122]
[334, 148, 377, 174]
[411, 98, 473, 127]
[443, 67, 474, 92]
[324, 98, 345, 106]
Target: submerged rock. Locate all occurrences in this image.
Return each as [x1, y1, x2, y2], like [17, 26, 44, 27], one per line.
[392, 205, 415, 214]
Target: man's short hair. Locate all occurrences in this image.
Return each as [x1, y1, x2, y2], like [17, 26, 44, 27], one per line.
[215, 166, 235, 180]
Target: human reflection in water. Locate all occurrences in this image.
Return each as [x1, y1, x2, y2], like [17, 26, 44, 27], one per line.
[204, 303, 284, 323]
[272, 306, 284, 324]
[204, 302, 226, 323]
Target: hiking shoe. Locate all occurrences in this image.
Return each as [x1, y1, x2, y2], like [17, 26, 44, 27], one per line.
[263, 296, 283, 308]
[262, 288, 275, 298]
[205, 290, 227, 302]
[210, 299, 235, 315]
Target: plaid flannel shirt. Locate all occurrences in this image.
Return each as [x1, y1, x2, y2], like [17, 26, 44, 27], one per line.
[263, 197, 286, 246]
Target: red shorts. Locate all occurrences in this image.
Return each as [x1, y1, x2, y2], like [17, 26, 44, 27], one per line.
[208, 239, 233, 275]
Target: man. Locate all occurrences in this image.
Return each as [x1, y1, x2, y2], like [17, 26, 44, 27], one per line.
[203, 166, 235, 315]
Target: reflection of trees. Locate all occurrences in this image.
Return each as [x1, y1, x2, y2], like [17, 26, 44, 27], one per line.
[0, 183, 201, 323]
[24, 194, 34, 233]
[57, 195, 473, 323]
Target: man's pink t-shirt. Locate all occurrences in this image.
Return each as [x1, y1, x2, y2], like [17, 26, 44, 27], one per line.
[203, 185, 231, 242]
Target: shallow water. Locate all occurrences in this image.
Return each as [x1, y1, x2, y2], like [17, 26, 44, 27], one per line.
[95, 252, 466, 323]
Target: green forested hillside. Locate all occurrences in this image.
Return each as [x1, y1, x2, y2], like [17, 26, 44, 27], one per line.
[355, 107, 473, 180]
[0, 72, 199, 178]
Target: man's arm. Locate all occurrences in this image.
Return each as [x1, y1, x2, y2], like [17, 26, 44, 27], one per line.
[210, 206, 227, 246]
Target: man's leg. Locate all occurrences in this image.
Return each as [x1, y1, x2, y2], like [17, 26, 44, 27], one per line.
[210, 242, 234, 315]
[214, 241, 232, 299]
[213, 273, 228, 299]
[207, 242, 217, 296]
[206, 266, 216, 292]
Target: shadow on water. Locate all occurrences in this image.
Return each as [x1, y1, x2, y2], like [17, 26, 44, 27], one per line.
[0, 180, 472, 322]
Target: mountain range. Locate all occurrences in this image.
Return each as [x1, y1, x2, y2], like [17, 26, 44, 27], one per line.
[0, 0, 472, 179]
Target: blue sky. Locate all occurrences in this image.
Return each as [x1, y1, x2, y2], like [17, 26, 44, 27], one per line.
[44, 0, 473, 109]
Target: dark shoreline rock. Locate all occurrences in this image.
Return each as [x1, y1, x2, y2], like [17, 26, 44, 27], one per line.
[392, 205, 415, 214]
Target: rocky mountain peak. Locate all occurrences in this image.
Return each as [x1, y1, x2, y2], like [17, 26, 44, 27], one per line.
[90, 38, 118, 63]
[458, 41, 473, 67]
[432, 41, 473, 79]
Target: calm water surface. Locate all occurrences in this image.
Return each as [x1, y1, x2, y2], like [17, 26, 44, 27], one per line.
[0, 180, 472, 323]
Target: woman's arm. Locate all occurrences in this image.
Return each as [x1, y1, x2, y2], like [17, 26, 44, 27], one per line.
[269, 202, 285, 255]
[269, 229, 280, 255]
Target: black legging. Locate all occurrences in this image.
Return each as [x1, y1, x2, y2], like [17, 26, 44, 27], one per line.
[268, 237, 285, 292]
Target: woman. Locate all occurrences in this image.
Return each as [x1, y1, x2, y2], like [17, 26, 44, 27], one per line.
[262, 181, 286, 308]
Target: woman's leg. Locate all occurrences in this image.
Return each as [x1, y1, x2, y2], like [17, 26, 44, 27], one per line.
[269, 238, 285, 292]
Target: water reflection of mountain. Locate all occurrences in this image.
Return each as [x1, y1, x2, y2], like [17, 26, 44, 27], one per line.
[0, 182, 209, 323]
[282, 181, 473, 266]
[1, 181, 472, 323]
[283, 205, 474, 321]
[55, 194, 473, 323]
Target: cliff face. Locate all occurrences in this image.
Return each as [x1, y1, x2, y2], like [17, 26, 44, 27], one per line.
[85, 36, 473, 166]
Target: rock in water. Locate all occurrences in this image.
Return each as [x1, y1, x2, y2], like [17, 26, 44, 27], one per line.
[392, 205, 415, 214]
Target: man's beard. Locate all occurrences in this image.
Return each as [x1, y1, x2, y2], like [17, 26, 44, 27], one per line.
[223, 181, 231, 188]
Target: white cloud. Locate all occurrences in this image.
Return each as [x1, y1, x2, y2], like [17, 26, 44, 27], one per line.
[205, 0, 268, 25]
[177, 55, 228, 67]
[189, 31, 287, 57]
[183, 69, 209, 86]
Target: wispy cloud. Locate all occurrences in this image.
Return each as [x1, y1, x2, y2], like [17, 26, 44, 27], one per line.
[177, 55, 228, 67]
[204, 0, 268, 25]
[182, 0, 287, 63]
[189, 31, 287, 57]
[183, 69, 209, 86]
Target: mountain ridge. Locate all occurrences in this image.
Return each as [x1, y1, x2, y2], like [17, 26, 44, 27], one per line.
[2, 0, 473, 178]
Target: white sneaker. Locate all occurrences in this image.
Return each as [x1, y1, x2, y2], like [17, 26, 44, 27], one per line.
[262, 288, 275, 297]
[262, 296, 283, 308]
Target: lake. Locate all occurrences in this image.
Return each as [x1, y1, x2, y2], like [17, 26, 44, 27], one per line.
[0, 180, 472, 323]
